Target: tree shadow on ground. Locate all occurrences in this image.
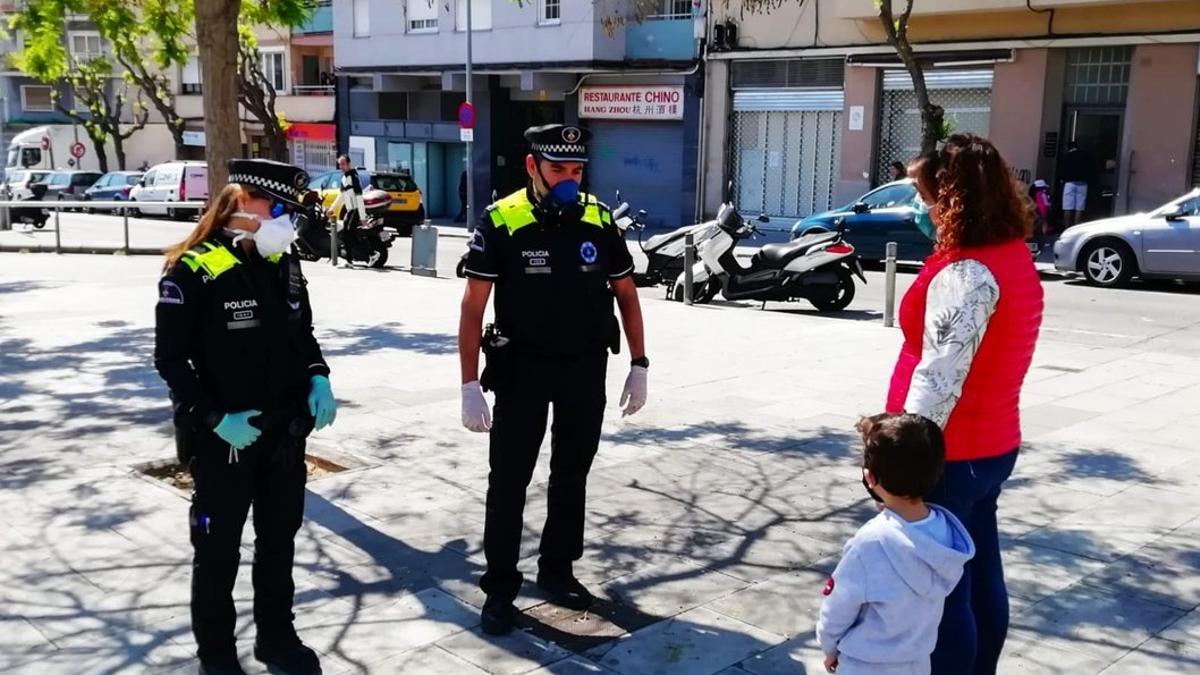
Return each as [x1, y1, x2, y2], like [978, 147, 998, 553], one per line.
[318, 321, 457, 357]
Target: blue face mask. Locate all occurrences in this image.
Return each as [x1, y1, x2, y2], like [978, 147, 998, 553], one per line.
[547, 179, 580, 208]
[913, 197, 937, 242]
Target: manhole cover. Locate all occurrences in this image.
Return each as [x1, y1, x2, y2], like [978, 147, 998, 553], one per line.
[135, 444, 367, 493]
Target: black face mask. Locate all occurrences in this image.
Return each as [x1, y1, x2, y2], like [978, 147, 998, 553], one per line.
[862, 474, 883, 503]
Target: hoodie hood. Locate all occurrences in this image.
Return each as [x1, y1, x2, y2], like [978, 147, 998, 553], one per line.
[864, 504, 975, 597]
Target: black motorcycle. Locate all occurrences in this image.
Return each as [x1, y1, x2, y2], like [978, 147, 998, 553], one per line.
[293, 189, 395, 268]
[11, 183, 50, 229]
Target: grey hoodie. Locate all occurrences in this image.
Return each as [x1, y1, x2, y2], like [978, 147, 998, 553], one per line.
[816, 504, 975, 670]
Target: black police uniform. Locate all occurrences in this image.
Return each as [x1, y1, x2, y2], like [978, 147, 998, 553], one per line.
[463, 125, 634, 603]
[153, 161, 328, 666]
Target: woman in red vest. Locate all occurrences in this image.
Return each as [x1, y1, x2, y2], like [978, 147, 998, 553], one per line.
[888, 134, 1044, 674]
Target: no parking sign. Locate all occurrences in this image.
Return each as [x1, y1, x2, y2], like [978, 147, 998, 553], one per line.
[70, 142, 86, 159]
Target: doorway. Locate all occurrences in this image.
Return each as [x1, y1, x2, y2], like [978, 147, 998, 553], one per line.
[493, 101, 563, 196]
[1062, 108, 1123, 221]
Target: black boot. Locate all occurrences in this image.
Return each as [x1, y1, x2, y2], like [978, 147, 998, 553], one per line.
[198, 660, 247, 675]
[481, 598, 516, 636]
[536, 571, 595, 610]
[254, 639, 321, 674]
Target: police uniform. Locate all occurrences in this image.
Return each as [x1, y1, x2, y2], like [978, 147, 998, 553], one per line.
[463, 125, 634, 606]
[153, 160, 327, 670]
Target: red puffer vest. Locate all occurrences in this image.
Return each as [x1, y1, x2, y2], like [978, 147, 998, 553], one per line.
[887, 238, 1044, 461]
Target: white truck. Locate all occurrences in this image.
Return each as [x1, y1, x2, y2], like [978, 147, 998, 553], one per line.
[5, 125, 107, 173]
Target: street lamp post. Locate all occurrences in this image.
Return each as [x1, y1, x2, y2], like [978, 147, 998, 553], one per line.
[464, 0, 475, 231]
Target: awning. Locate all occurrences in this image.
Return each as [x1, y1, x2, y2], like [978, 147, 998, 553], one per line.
[286, 123, 337, 142]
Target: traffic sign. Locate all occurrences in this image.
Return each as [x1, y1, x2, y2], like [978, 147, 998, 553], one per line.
[458, 102, 476, 130]
[40, 136, 50, 150]
[70, 142, 86, 159]
[460, 128, 474, 143]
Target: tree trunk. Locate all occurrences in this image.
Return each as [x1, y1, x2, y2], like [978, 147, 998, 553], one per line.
[195, 0, 242, 193]
[87, 132, 110, 173]
[878, 0, 946, 156]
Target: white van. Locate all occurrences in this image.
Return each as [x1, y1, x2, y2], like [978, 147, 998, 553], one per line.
[128, 161, 209, 219]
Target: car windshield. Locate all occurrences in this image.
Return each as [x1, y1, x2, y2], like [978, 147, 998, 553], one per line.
[6, 171, 25, 184]
[861, 182, 917, 209]
[368, 173, 417, 192]
[1149, 189, 1200, 217]
[126, 174, 142, 185]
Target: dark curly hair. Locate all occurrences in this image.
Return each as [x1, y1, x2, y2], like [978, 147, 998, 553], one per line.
[909, 134, 1032, 252]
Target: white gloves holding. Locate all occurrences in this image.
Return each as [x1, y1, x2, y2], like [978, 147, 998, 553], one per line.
[461, 381, 492, 432]
[620, 366, 648, 417]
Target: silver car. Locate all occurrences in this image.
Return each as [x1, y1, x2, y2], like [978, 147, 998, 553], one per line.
[1054, 188, 1200, 287]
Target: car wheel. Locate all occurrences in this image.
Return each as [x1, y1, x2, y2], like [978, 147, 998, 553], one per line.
[1081, 239, 1136, 288]
[810, 266, 856, 312]
[127, 201, 141, 218]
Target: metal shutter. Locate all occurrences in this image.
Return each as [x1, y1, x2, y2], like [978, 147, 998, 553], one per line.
[588, 121, 686, 230]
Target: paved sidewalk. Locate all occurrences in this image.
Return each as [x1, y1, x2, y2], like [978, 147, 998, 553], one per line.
[1, 253, 1198, 674]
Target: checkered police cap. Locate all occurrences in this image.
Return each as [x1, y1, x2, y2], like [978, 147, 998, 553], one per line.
[228, 158, 309, 206]
[525, 124, 591, 163]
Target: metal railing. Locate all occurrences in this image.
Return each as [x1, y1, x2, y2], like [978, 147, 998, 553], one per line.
[291, 85, 335, 97]
[0, 199, 205, 254]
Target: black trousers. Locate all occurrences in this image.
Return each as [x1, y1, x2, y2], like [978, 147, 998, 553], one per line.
[189, 420, 307, 663]
[480, 350, 608, 602]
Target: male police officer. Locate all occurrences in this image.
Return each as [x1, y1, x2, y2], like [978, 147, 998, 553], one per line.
[458, 124, 648, 635]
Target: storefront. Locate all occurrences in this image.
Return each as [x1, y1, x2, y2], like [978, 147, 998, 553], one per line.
[287, 122, 338, 174]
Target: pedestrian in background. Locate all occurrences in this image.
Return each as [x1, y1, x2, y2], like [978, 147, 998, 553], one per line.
[1060, 141, 1094, 228]
[1030, 179, 1052, 246]
[155, 159, 336, 675]
[456, 168, 468, 223]
[888, 161, 907, 183]
[893, 134, 1044, 675]
[818, 413, 975, 675]
[458, 124, 648, 636]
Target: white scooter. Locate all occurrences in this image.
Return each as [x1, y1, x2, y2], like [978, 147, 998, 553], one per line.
[673, 203, 865, 312]
[617, 190, 723, 289]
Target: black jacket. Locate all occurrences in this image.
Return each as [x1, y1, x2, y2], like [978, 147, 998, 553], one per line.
[154, 234, 329, 427]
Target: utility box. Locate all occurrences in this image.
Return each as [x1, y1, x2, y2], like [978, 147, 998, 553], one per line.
[411, 222, 438, 278]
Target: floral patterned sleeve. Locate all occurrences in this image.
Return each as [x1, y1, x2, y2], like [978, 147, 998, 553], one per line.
[904, 259, 1000, 428]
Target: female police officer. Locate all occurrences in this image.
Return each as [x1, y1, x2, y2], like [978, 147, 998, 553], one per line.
[154, 159, 336, 675]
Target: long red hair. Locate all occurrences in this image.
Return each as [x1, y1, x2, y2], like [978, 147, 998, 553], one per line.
[910, 134, 1032, 252]
[162, 184, 253, 272]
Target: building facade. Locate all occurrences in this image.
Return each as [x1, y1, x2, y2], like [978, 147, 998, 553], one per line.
[333, 0, 704, 225]
[702, 0, 1200, 227]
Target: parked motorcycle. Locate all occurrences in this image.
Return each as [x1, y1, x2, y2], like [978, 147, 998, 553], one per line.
[674, 202, 865, 312]
[11, 183, 50, 229]
[620, 191, 721, 288]
[292, 188, 395, 268]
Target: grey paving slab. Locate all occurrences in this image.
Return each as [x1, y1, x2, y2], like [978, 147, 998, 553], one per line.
[1161, 609, 1200, 644]
[1100, 637, 1200, 674]
[338, 644, 490, 675]
[1001, 539, 1110, 605]
[736, 633, 827, 675]
[706, 568, 829, 639]
[528, 655, 619, 674]
[586, 607, 781, 675]
[600, 559, 750, 619]
[436, 626, 572, 675]
[1078, 535, 1200, 612]
[998, 628, 1113, 674]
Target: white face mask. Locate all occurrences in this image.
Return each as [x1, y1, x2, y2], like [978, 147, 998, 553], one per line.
[229, 211, 297, 257]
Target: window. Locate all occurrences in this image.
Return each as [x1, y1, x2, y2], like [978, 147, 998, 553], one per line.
[378, 92, 409, 120]
[1065, 46, 1132, 106]
[861, 183, 917, 209]
[353, 0, 370, 37]
[456, 0, 492, 31]
[539, 0, 560, 25]
[181, 55, 202, 95]
[650, 0, 691, 20]
[69, 31, 105, 60]
[407, 0, 438, 32]
[259, 50, 287, 93]
[20, 85, 54, 112]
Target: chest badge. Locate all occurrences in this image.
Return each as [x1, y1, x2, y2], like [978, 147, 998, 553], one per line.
[580, 241, 598, 264]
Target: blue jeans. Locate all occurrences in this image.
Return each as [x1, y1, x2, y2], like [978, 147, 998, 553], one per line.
[927, 449, 1019, 675]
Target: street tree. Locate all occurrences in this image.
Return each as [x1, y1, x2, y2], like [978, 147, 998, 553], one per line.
[876, 0, 945, 155]
[237, 24, 288, 161]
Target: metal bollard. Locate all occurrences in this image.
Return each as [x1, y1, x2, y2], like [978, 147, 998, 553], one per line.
[411, 221, 438, 278]
[122, 207, 130, 254]
[329, 218, 339, 268]
[884, 241, 898, 327]
[53, 205, 61, 254]
[683, 232, 695, 305]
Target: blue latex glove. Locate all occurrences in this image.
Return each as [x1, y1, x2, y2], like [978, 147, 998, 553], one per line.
[308, 375, 337, 430]
[214, 410, 262, 450]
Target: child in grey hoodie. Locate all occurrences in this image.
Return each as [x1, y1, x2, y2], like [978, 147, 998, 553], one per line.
[817, 413, 976, 675]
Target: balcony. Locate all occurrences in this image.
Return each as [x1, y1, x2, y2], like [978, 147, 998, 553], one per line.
[837, 0, 1148, 19]
[293, 2, 332, 36]
[274, 93, 334, 123]
[626, 16, 698, 61]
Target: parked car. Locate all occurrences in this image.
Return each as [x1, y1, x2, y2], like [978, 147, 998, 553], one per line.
[309, 169, 426, 235]
[128, 161, 208, 220]
[39, 170, 104, 207]
[2, 169, 51, 199]
[790, 180, 932, 263]
[1054, 188, 1200, 287]
[83, 171, 143, 212]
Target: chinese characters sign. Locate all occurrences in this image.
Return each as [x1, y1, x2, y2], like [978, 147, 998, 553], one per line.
[579, 85, 685, 121]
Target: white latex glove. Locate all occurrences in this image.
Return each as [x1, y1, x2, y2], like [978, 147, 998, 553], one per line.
[620, 366, 648, 417]
[461, 381, 492, 432]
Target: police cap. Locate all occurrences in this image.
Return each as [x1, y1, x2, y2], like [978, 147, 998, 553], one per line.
[228, 158, 310, 207]
[525, 124, 591, 164]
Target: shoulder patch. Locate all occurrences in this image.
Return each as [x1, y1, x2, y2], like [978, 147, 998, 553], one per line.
[158, 279, 185, 305]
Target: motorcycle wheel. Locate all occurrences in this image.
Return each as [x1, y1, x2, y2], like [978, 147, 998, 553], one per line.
[809, 267, 856, 312]
[33, 221, 46, 229]
[367, 246, 389, 269]
[696, 281, 719, 304]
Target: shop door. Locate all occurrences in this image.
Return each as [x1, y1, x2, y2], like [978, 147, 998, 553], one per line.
[1063, 108, 1122, 220]
[588, 121, 684, 229]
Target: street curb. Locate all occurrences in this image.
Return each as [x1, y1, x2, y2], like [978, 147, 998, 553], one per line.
[0, 245, 162, 256]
